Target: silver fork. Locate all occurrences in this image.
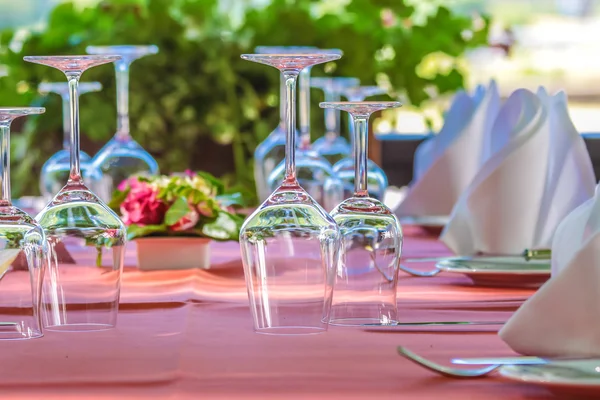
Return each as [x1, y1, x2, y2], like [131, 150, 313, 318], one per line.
[396, 346, 500, 378]
[399, 264, 441, 277]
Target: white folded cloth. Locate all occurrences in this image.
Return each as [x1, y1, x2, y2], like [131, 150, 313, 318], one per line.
[500, 183, 600, 357]
[397, 80, 500, 217]
[441, 88, 595, 255]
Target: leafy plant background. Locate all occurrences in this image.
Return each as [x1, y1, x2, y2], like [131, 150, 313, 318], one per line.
[0, 0, 488, 204]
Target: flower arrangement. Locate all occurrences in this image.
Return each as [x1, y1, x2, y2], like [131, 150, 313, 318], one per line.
[109, 171, 246, 241]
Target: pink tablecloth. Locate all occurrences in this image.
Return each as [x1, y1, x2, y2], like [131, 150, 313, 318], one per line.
[0, 227, 549, 399]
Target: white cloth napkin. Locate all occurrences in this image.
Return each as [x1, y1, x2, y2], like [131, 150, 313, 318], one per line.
[441, 88, 595, 255]
[397, 80, 500, 217]
[500, 183, 600, 357]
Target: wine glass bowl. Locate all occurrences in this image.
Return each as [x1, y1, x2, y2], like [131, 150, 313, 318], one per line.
[320, 101, 402, 326]
[240, 53, 342, 335]
[85, 45, 159, 201]
[24, 55, 127, 331]
[0, 107, 47, 339]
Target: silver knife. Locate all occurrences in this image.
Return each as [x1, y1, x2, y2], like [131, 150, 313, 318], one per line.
[404, 249, 551, 263]
[451, 356, 599, 365]
[363, 321, 504, 328]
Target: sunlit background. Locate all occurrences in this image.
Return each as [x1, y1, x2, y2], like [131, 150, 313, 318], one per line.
[1, 0, 600, 199]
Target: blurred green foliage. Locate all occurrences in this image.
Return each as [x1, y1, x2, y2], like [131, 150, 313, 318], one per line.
[0, 0, 488, 202]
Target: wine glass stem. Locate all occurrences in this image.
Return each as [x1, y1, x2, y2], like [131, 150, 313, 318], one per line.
[0, 124, 11, 206]
[61, 95, 70, 150]
[347, 95, 365, 155]
[279, 74, 285, 130]
[115, 60, 131, 140]
[67, 75, 82, 184]
[353, 114, 370, 197]
[324, 91, 340, 138]
[299, 67, 312, 148]
[283, 71, 299, 184]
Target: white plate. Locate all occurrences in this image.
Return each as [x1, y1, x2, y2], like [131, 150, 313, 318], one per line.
[398, 215, 450, 228]
[436, 256, 551, 287]
[500, 360, 600, 398]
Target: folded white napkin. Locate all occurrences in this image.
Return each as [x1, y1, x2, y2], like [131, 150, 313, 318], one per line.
[500, 183, 600, 357]
[441, 88, 595, 255]
[397, 80, 500, 217]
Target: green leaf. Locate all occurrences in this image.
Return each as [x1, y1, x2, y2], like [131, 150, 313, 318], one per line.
[126, 224, 167, 240]
[196, 171, 224, 194]
[216, 192, 246, 207]
[200, 211, 243, 241]
[164, 196, 191, 226]
[108, 187, 130, 212]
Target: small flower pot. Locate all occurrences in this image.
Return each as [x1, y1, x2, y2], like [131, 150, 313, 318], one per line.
[135, 237, 212, 271]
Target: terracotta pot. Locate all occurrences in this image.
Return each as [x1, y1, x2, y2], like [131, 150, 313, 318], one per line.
[135, 237, 212, 271]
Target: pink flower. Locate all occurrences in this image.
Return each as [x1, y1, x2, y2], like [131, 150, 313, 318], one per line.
[381, 9, 396, 28]
[169, 209, 200, 232]
[120, 181, 167, 226]
[117, 176, 147, 192]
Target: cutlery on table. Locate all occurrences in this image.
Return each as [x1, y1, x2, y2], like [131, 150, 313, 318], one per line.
[397, 346, 600, 380]
[400, 249, 551, 277]
[452, 356, 600, 365]
[364, 321, 504, 328]
[396, 346, 500, 378]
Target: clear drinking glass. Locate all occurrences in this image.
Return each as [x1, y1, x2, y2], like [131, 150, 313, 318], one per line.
[86, 45, 159, 201]
[266, 49, 345, 212]
[333, 86, 389, 200]
[311, 77, 360, 164]
[240, 53, 342, 335]
[320, 101, 403, 326]
[38, 82, 103, 199]
[24, 55, 127, 331]
[0, 107, 47, 339]
[253, 46, 313, 202]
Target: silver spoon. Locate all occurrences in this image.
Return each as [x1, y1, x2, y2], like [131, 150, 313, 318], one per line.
[396, 346, 500, 378]
[399, 264, 441, 277]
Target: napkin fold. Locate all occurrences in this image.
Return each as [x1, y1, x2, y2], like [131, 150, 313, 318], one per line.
[500, 183, 600, 357]
[397, 80, 500, 217]
[441, 88, 595, 255]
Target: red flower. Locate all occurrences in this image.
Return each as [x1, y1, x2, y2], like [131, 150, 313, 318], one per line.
[169, 209, 200, 232]
[120, 181, 167, 226]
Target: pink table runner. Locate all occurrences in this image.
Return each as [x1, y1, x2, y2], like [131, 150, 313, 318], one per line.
[0, 226, 549, 399]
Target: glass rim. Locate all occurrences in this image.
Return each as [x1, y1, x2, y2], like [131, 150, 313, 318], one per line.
[39, 82, 102, 91]
[241, 53, 342, 71]
[86, 44, 159, 55]
[241, 53, 342, 59]
[319, 101, 402, 111]
[312, 76, 360, 83]
[24, 55, 121, 61]
[0, 107, 45, 115]
[255, 46, 343, 56]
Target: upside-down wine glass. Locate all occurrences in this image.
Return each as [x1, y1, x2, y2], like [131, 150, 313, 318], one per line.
[240, 53, 341, 335]
[38, 82, 103, 200]
[320, 101, 402, 326]
[333, 86, 389, 200]
[0, 107, 47, 339]
[267, 49, 344, 211]
[86, 45, 159, 201]
[24, 55, 127, 331]
[311, 77, 359, 164]
[253, 46, 313, 202]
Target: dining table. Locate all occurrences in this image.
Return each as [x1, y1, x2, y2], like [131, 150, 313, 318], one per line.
[0, 225, 552, 399]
